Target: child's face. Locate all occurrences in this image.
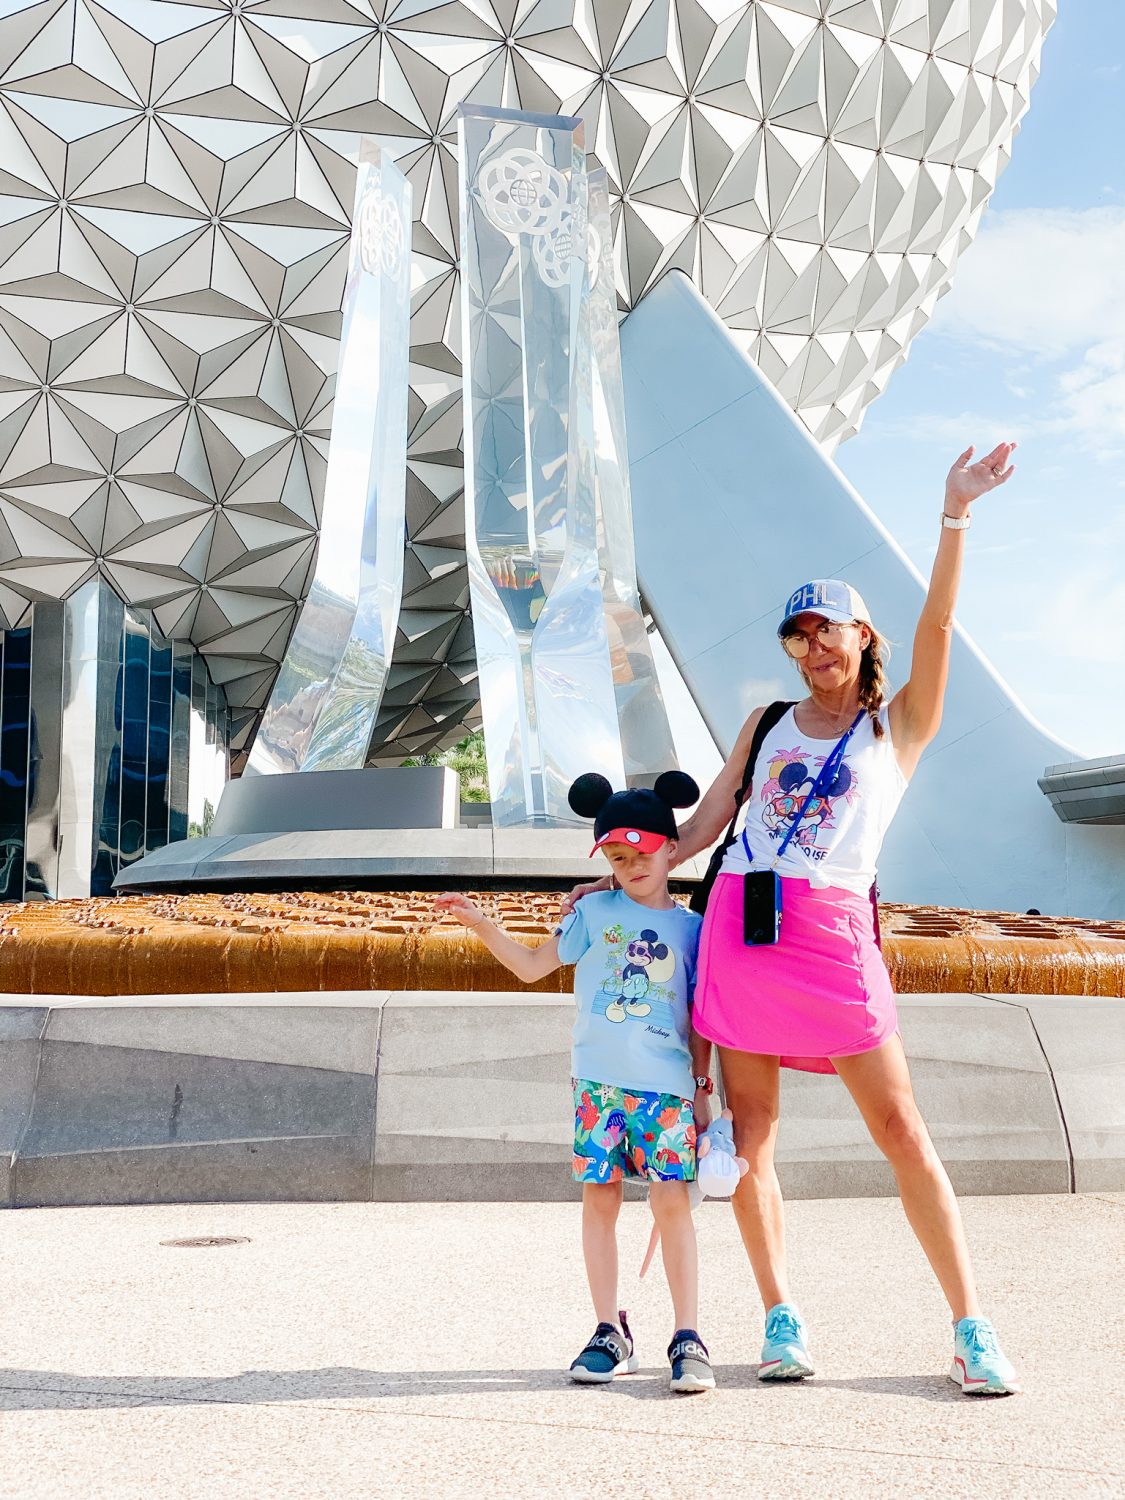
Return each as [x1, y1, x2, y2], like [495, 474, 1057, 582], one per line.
[600, 838, 676, 904]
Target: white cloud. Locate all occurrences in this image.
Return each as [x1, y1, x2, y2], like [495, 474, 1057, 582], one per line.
[837, 207, 1125, 754]
[928, 208, 1125, 461]
[1056, 341, 1125, 454]
[847, 405, 1026, 450]
[932, 207, 1125, 356]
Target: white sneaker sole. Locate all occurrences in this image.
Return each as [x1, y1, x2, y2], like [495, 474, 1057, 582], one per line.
[758, 1354, 815, 1381]
[569, 1354, 639, 1384]
[948, 1358, 1020, 1396]
[670, 1369, 716, 1394]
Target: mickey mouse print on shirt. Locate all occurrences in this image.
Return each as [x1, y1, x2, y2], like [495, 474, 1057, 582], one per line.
[759, 745, 858, 861]
[557, 888, 701, 1101]
[598, 927, 677, 1024]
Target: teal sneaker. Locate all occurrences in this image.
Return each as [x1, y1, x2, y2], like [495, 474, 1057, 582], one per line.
[758, 1302, 814, 1380]
[950, 1317, 1021, 1395]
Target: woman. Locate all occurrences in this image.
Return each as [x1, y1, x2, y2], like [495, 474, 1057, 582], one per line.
[564, 442, 1021, 1395]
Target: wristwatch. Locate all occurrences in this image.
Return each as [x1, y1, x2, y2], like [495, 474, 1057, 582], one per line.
[940, 511, 971, 530]
[693, 1075, 714, 1094]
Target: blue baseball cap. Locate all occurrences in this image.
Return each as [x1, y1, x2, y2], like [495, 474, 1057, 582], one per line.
[778, 579, 871, 636]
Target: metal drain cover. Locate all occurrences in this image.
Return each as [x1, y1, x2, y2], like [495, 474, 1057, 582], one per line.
[160, 1236, 250, 1249]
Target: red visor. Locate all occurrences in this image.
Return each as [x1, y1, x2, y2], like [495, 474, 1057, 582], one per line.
[590, 827, 668, 857]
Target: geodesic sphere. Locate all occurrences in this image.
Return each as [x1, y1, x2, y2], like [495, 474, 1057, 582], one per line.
[0, 1, 1054, 756]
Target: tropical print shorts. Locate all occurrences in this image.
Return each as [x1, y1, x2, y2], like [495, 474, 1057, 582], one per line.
[571, 1078, 696, 1184]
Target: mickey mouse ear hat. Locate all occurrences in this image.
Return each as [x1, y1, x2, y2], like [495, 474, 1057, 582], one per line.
[567, 771, 700, 858]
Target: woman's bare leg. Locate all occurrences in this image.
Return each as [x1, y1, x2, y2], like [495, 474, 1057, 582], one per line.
[717, 1047, 789, 1311]
[832, 1035, 981, 1321]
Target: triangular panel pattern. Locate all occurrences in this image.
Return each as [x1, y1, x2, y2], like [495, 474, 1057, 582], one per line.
[0, 0, 1055, 760]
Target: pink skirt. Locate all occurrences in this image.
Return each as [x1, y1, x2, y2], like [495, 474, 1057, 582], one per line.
[692, 873, 898, 1074]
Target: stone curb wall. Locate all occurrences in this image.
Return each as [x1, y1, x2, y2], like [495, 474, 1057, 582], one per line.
[1, 992, 1121, 1207]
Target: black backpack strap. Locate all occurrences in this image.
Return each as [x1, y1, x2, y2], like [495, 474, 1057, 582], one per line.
[722, 700, 794, 841]
[688, 701, 797, 918]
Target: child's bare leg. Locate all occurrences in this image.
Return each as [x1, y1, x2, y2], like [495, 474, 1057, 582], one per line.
[582, 1181, 624, 1324]
[649, 1181, 699, 1330]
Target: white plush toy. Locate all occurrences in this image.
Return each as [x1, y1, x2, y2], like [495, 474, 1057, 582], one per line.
[640, 1108, 749, 1277]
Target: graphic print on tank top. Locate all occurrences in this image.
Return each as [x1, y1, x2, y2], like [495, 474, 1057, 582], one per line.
[759, 743, 859, 864]
[722, 706, 906, 895]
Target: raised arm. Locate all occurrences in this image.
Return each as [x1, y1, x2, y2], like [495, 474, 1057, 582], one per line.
[890, 441, 1016, 778]
[433, 892, 563, 984]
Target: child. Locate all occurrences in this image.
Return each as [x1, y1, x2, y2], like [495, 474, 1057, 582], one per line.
[435, 770, 717, 1394]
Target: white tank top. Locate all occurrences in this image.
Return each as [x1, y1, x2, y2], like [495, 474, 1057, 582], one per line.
[720, 704, 907, 896]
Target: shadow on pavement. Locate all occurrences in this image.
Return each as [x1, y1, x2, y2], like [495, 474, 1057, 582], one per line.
[0, 1365, 964, 1410]
[707, 1367, 962, 1404]
[799, 1375, 964, 1404]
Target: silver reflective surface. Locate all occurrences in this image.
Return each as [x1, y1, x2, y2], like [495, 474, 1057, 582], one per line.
[187, 653, 212, 839]
[248, 143, 412, 777]
[40, 581, 111, 900]
[583, 167, 676, 785]
[0, 580, 228, 899]
[146, 637, 173, 857]
[0, 4, 1053, 757]
[168, 645, 193, 846]
[24, 600, 63, 898]
[459, 104, 624, 826]
[118, 612, 150, 872]
[0, 626, 30, 901]
[188, 660, 229, 840]
[92, 587, 126, 897]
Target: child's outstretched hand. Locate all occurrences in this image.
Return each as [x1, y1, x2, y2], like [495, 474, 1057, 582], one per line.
[432, 891, 560, 985]
[434, 892, 486, 929]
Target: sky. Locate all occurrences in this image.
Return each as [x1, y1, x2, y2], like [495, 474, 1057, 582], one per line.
[836, 0, 1125, 759]
[657, 2, 1125, 790]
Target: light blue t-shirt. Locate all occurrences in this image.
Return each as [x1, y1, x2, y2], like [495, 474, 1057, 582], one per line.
[556, 889, 702, 1100]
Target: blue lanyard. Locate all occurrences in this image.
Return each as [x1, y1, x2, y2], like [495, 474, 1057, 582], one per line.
[742, 710, 864, 868]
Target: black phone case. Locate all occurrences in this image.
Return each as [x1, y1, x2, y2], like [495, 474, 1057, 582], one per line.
[743, 870, 782, 946]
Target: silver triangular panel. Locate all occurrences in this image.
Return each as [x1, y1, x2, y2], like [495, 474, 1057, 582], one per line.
[0, 0, 1053, 755]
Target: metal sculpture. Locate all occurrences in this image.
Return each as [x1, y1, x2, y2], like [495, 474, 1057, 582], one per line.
[248, 144, 411, 775]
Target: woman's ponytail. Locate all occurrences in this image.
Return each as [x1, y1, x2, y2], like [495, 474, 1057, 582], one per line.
[857, 627, 890, 738]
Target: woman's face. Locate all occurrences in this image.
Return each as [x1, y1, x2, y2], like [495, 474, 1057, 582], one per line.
[786, 612, 872, 693]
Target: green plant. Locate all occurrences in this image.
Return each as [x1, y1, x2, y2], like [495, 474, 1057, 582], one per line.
[403, 730, 488, 802]
[188, 797, 215, 840]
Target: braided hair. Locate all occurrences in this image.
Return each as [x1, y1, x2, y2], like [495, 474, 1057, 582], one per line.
[857, 625, 890, 739]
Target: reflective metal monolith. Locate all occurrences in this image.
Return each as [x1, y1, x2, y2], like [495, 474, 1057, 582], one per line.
[458, 104, 625, 825]
[583, 166, 676, 783]
[248, 142, 411, 775]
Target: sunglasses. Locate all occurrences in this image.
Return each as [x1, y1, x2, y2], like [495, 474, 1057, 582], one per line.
[780, 621, 859, 659]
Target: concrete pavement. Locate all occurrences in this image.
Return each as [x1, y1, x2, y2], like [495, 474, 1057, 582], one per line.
[0, 1194, 1122, 1499]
